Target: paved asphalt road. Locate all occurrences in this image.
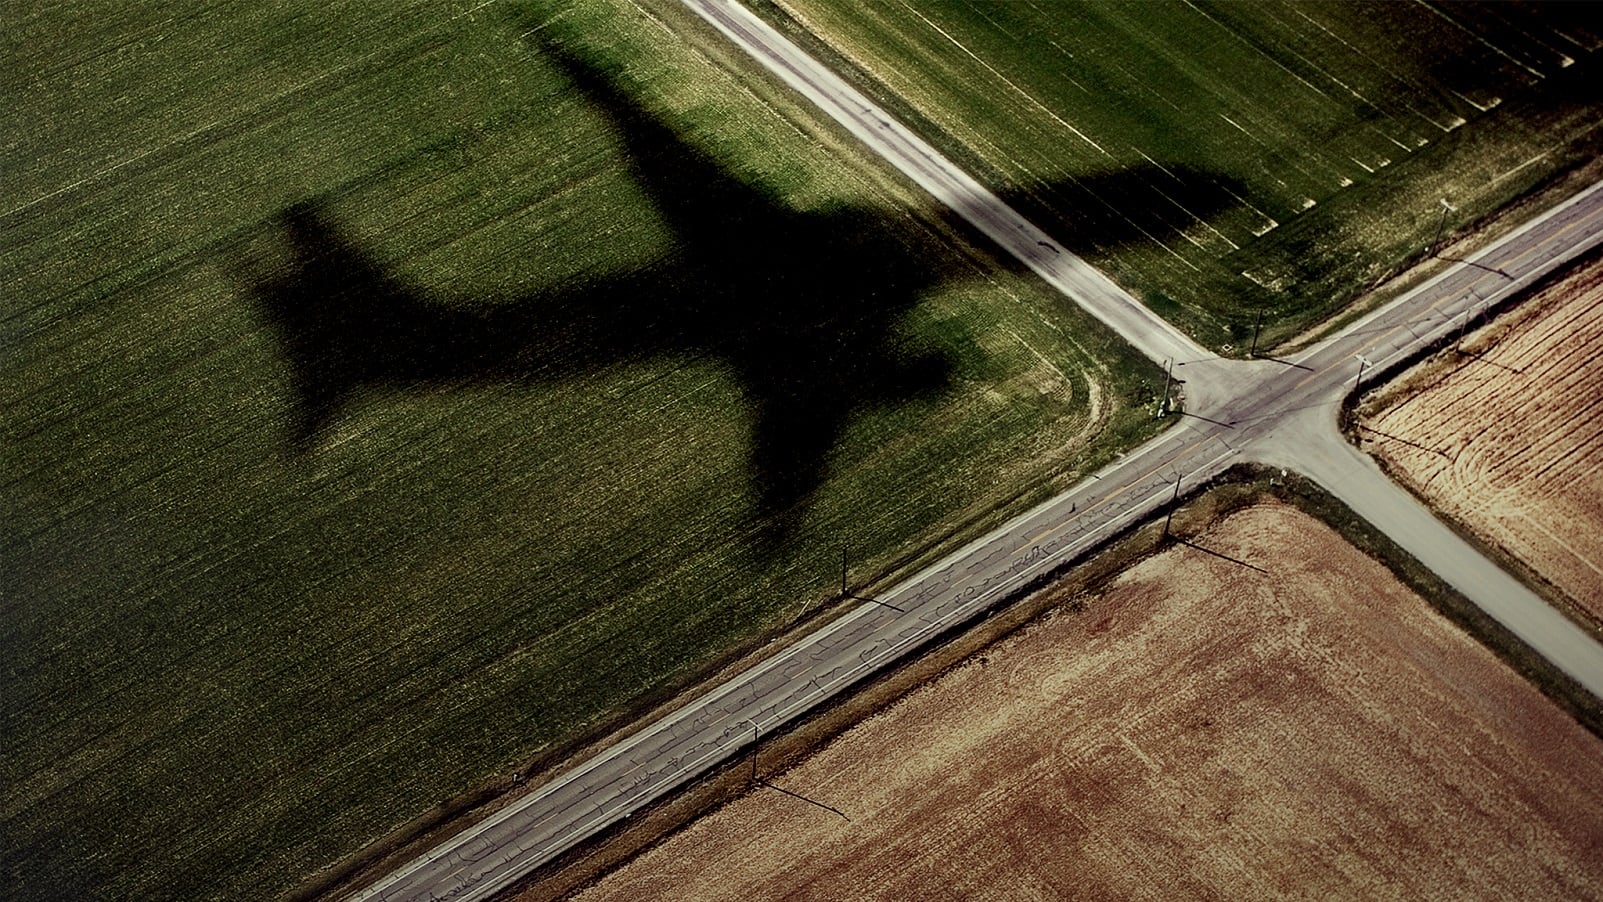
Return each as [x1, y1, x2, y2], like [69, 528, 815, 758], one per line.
[675, 0, 1205, 369]
[349, 3, 1603, 899]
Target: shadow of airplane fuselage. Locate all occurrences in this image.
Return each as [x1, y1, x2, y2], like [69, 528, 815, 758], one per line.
[247, 37, 954, 531]
[243, 28, 1249, 536]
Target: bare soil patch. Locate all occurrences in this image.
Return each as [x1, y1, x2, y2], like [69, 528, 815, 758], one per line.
[572, 502, 1603, 900]
[1362, 258, 1603, 627]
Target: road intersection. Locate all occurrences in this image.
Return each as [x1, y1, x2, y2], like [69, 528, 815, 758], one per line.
[349, 2, 1603, 899]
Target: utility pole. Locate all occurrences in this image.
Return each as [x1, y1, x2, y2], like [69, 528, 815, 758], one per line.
[1353, 354, 1371, 393]
[1457, 289, 1484, 353]
[1159, 359, 1173, 417]
[746, 720, 849, 820]
[1431, 197, 1457, 256]
[1249, 309, 1263, 357]
[837, 547, 905, 612]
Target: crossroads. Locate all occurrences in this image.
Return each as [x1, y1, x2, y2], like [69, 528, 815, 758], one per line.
[349, 2, 1603, 898]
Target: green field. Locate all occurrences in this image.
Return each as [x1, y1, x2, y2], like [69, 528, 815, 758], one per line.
[758, 0, 1603, 349]
[1, 1, 1165, 898]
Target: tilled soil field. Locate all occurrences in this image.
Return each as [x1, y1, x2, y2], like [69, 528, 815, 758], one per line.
[1362, 259, 1603, 626]
[574, 502, 1603, 900]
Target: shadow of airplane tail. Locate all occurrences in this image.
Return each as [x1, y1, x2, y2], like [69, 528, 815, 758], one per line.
[248, 201, 392, 450]
[247, 201, 568, 451]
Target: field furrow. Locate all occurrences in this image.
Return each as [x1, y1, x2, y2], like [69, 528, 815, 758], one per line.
[1364, 256, 1603, 624]
[762, 0, 1603, 347]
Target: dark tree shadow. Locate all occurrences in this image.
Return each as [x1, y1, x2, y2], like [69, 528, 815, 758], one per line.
[238, 26, 1249, 542]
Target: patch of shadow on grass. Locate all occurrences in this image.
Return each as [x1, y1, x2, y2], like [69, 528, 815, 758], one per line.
[0, 820, 102, 902]
[238, 57, 955, 542]
[998, 163, 1250, 262]
[236, 23, 1246, 545]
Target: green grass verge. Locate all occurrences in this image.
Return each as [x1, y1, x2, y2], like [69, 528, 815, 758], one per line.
[753, 0, 1603, 351]
[0, 1, 1168, 898]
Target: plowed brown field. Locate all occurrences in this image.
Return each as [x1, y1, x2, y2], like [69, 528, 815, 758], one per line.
[574, 503, 1603, 900]
[1363, 260, 1603, 625]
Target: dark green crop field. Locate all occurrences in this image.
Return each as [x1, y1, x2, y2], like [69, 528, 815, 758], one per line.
[759, 0, 1603, 350]
[1, 0, 1165, 898]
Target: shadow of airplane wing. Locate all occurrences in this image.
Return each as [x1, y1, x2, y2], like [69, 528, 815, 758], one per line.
[237, 20, 1250, 537]
[239, 191, 954, 531]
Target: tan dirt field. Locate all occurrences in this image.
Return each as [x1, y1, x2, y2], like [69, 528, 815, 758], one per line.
[1363, 259, 1603, 625]
[574, 502, 1603, 901]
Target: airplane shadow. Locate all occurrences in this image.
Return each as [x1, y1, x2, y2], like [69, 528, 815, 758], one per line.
[237, 23, 1248, 544]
